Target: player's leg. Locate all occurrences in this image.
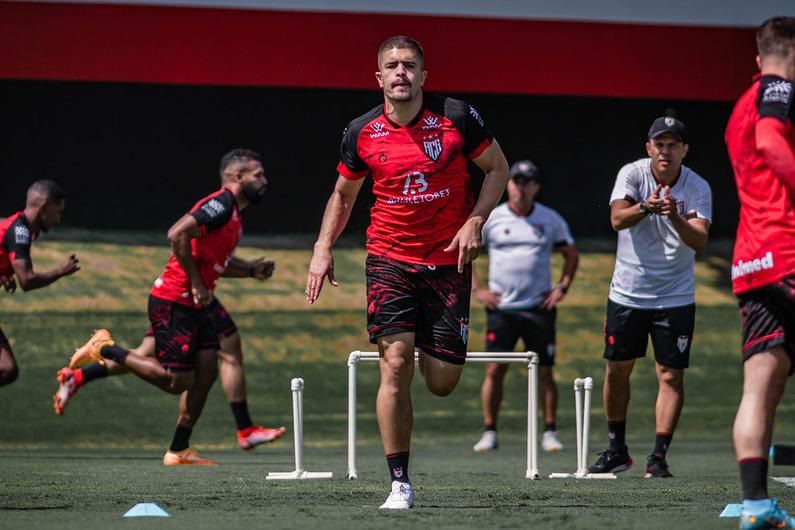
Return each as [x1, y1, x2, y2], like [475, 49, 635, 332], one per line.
[474, 309, 517, 452]
[0, 328, 19, 386]
[590, 299, 649, 473]
[735, 280, 795, 528]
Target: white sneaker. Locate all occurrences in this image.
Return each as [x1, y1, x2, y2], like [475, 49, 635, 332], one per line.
[542, 430, 564, 452]
[379, 480, 414, 509]
[473, 430, 498, 452]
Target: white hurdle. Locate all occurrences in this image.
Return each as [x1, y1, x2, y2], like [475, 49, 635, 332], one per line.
[346, 350, 540, 480]
[266, 378, 333, 480]
[549, 377, 616, 480]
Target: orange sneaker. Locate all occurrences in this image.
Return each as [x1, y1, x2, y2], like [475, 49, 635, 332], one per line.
[53, 367, 79, 416]
[237, 425, 286, 450]
[162, 448, 218, 466]
[68, 329, 114, 369]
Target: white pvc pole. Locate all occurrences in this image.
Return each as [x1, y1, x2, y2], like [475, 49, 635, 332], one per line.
[347, 352, 359, 480]
[526, 352, 539, 479]
[292, 378, 304, 472]
[574, 378, 584, 475]
[582, 377, 593, 476]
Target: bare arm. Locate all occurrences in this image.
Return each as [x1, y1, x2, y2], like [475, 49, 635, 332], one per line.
[443, 140, 510, 272]
[12, 254, 79, 292]
[756, 117, 795, 197]
[540, 244, 579, 310]
[306, 176, 365, 303]
[659, 188, 710, 252]
[167, 214, 209, 306]
[471, 263, 500, 310]
[222, 255, 275, 280]
[610, 185, 663, 231]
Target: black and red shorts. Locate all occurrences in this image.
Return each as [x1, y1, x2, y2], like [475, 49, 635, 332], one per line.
[144, 296, 237, 350]
[737, 275, 795, 375]
[147, 295, 221, 372]
[486, 307, 556, 366]
[365, 254, 472, 365]
[603, 299, 695, 369]
[0, 326, 10, 350]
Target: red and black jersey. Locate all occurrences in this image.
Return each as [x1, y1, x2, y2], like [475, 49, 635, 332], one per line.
[726, 74, 795, 294]
[0, 211, 36, 279]
[151, 188, 242, 307]
[337, 93, 493, 266]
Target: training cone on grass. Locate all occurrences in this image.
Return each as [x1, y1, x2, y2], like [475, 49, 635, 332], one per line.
[123, 503, 170, 517]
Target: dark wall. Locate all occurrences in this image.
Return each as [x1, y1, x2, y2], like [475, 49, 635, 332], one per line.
[0, 80, 738, 238]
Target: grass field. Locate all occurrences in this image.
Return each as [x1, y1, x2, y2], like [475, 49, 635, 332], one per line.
[1, 238, 793, 529]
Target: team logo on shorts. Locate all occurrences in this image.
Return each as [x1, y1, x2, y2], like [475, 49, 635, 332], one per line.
[423, 137, 443, 161]
[459, 318, 469, 344]
[677, 335, 689, 353]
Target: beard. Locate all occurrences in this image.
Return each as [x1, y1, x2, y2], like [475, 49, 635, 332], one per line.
[243, 184, 266, 204]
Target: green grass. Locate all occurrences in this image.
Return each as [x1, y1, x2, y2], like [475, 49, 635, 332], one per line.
[0, 240, 793, 529]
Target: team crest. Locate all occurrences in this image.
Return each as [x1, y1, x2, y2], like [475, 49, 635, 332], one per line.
[665, 116, 676, 127]
[677, 335, 689, 353]
[460, 318, 469, 344]
[423, 138, 443, 161]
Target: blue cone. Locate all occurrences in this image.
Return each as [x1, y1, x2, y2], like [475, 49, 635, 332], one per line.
[123, 502, 170, 517]
[720, 503, 743, 518]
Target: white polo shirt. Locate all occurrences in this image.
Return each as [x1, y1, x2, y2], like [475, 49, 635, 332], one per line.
[608, 158, 712, 309]
[483, 202, 574, 310]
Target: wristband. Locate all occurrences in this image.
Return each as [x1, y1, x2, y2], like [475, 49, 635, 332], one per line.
[639, 202, 652, 216]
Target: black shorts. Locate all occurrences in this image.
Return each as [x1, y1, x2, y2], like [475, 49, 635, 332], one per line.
[0, 326, 9, 350]
[486, 307, 556, 366]
[144, 297, 237, 350]
[737, 275, 795, 375]
[366, 254, 472, 365]
[603, 299, 695, 369]
[147, 295, 221, 372]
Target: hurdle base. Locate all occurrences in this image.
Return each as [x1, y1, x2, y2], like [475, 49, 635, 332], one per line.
[549, 471, 617, 479]
[266, 470, 333, 480]
[526, 469, 540, 480]
[346, 471, 358, 480]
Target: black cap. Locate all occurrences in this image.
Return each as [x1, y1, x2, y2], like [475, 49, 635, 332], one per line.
[648, 116, 687, 143]
[509, 160, 541, 182]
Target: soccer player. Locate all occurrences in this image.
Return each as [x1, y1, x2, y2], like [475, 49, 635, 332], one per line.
[471, 160, 578, 454]
[305, 35, 509, 509]
[0, 180, 79, 387]
[63, 149, 281, 463]
[588, 116, 712, 478]
[725, 16, 795, 530]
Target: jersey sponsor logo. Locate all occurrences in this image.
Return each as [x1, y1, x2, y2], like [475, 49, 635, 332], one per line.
[201, 198, 226, 218]
[14, 225, 30, 245]
[762, 80, 792, 104]
[369, 122, 389, 138]
[423, 137, 443, 161]
[386, 187, 451, 205]
[421, 116, 442, 130]
[731, 251, 775, 280]
[469, 105, 485, 126]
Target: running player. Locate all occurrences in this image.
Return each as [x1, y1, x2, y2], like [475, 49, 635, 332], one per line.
[588, 116, 712, 478]
[63, 149, 280, 463]
[0, 180, 79, 386]
[726, 16, 795, 530]
[305, 35, 509, 509]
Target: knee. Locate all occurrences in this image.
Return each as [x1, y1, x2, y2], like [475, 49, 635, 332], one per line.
[0, 365, 19, 386]
[658, 368, 684, 391]
[426, 378, 457, 397]
[606, 362, 633, 380]
[485, 363, 508, 382]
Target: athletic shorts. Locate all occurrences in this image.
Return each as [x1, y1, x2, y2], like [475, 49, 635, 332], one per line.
[0, 326, 9, 350]
[737, 275, 795, 375]
[486, 307, 556, 366]
[144, 297, 237, 350]
[603, 299, 695, 369]
[147, 295, 221, 372]
[365, 254, 472, 365]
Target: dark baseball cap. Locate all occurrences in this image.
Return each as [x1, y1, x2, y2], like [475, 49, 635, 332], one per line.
[509, 160, 541, 182]
[648, 116, 687, 143]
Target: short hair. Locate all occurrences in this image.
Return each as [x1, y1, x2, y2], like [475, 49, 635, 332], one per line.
[757, 17, 795, 58]
[219, 148, 261, 177]
[377, 35, 424, 66]
[27, 180, 65, 203]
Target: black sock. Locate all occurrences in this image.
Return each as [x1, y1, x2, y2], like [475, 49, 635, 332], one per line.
[100, 344, 129, 364]
[608, 421, 626, 451]
[484, 422, 496, 432]
[169, 424, 192, 452]
[653, 432, 673, 458]
[545, 422, 557, 432]
[230, 400, 253, 431]
[739, 458, 769, 500]
[80, 363, 108, 383]
[386, 451, 410, 483]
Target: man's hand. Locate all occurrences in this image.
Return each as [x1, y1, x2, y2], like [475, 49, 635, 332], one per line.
[444, 217, 484, 273]
[659, 186, 680, 219]
[540, 285, 565, 310]
[250, 257, 275, 281]
[191, 283, 211, 307]
[643, 184, 665, 214]
[475, 288, 501, 310]
[0, 275, 16, 293]
[306, 247, 338, 304]
[59, 254, 80, 277]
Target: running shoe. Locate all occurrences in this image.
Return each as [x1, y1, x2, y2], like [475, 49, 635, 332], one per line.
[379, 480, 414, 510]
[237, 425, 286, 450]
[69, 329, 113, 369]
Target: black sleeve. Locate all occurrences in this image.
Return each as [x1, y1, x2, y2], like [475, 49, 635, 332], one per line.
[758, 75, 795, 124]
[440, 96, 494, 156]
[2, 218, 32, 260]
[339, 123, 368, 174]
[190, 190, 235, 232]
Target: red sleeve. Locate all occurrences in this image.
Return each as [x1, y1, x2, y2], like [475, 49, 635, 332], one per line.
[756, 117, 795, 198]
[336, 161, 367, 180]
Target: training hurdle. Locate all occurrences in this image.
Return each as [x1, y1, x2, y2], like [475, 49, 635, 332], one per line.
[346, 350, 540, 480]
